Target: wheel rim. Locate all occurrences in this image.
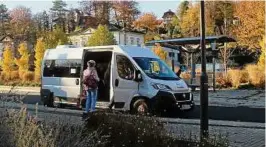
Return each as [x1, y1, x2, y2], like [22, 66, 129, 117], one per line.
[137, 104, 146, 114]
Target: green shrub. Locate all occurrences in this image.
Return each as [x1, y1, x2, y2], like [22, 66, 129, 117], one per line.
[0, 105, 229, 147]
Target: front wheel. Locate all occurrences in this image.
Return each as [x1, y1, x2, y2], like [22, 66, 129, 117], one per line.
[131, 99, 149, 115]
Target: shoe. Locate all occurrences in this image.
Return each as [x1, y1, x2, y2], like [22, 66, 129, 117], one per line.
[82, 112, 88, 120]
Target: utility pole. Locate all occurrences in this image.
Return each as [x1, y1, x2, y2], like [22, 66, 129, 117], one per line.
[123, 21, 126, 45]
[200, 0, 209, 142]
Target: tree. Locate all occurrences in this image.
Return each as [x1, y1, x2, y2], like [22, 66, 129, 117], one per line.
[93, 1, 112, 25]
[79, 0, 94, 15]
[258, 37, 265, 68]
[133, 13, 160, 33]
[50, 0, 68, 32]
[34, 38, 45, 81]
[233, 1, 265, 49]
[2, 46, 15, 78]
[41, 27, 69, 49]
[152, 43, 167, 61]
[9, 6, 32, 41]
[111, 1, 140, 27]
[15, 42, 30, 78]
[33, 11, 50, 32]
[0, 4, 9, 35]
[87, 25, 116, 46]
[180, 3, 200, 37]
[66, 8, 76, 33]
[177, 1, 189, 21]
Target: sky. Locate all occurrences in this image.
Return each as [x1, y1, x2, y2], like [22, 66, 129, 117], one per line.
[0, 0, 181, 18]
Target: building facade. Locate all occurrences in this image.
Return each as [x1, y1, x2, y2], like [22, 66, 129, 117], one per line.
[68, 24, 145, 47]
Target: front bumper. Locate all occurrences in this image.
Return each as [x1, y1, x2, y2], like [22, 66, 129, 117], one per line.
[151, 91, 194, 111]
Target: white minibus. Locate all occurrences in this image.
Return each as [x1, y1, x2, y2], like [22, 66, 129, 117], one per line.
[41, 45, 194, 114]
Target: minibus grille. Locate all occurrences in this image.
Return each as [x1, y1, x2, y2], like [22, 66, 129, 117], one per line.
[174, 93, 190, 101]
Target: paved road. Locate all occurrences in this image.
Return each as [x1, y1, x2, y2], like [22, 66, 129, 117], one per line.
[0, 89, 264, 122]
[0, 103, 264, 147]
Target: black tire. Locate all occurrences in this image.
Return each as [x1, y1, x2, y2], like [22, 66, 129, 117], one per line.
[47, 93, 54, 107]
[131, 99, 149, 115]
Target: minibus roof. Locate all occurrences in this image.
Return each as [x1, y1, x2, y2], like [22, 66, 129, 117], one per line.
[120, 45, 159, 59]
[44, 45, 159, 60]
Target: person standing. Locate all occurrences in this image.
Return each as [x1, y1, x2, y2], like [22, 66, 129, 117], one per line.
[83, 60, 99, 115]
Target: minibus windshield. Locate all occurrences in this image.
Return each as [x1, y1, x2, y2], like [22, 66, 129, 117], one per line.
[133, 57, 180, 80]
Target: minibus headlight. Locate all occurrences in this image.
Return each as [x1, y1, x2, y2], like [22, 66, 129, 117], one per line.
[152, 83, 172, 91]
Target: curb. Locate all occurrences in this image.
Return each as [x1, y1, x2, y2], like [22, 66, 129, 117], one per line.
[0, 86, 40, 93]
[0, 102, 264, 129]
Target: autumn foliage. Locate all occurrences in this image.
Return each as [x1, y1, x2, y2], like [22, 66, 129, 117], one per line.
[34, 38, 46, 82]
[87, 25, 116, 46]
[1, 46, 15, 80]
[15, 42, 30, 79]
[151, 44, 167, 61]
[233, 1, 265, 49]
[133, 13, 160, 32]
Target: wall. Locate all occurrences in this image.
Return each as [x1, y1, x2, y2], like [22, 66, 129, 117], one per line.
[69, 30, 145, 47]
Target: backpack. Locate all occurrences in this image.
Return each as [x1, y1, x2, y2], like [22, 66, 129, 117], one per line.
[83, 70, 98, 89]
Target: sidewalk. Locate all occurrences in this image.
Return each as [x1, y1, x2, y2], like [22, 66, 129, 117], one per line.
[0, 86, 40, 93]
[0, 102, 264, 147]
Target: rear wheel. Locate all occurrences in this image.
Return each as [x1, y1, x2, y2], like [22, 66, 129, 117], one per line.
[132, 99, 149, 115]
[47, 93, 54, 107]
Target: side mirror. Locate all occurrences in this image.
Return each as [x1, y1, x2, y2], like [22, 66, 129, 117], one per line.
[134, 70, 143, 82]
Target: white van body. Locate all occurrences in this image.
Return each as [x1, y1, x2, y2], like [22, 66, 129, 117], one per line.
[41, 45, 194, 113]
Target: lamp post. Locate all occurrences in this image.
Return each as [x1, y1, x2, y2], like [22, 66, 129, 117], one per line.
[200, 0, 209, 142]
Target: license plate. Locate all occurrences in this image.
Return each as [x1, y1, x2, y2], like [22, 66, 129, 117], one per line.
[181, 104, 191, 110]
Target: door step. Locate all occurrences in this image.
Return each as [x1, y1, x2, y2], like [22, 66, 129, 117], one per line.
[96, 101, 110, 109]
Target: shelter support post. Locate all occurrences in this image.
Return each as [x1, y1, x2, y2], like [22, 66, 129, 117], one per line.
[190, 53, 196, 91]
[212, 57, 216, 92]
[200, 0, 209, 142]
[211, 42, 217, 92]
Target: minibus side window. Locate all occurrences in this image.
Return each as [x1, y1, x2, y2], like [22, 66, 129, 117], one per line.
[116, 55, 134, 80]
[43, 60, 55, 77]
[43, 59, 81, 78]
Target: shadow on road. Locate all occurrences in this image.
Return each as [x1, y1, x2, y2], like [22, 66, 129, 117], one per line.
[164, 105, 265, 123]
[4, 93, 265, 123]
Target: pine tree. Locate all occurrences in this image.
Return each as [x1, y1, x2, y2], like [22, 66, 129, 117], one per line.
[2, 46, 15, 79]
[15, 42, 30, 78]
[87, 25, 116, 46]
[34, 38, 46, 82]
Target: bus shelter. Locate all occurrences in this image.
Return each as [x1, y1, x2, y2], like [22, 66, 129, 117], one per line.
[145, 35, 236, 91]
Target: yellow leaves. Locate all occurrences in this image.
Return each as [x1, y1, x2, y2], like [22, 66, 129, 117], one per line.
[15, 42, 30, 78]
[2, 46, 15, 76]
[152, 44, 167, 61]
[133, 13, 160, 32]
[258, 36, 265, 68]
[180, 3, 200, 37]
[233, 1, 265, 48]
[34, 38, 46, 81]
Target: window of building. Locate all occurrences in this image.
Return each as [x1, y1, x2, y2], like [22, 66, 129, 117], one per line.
[116, 55, 134, 80]
[168, 52, 175, 58]
[136, 38, 140, 45]
[43, 59, 81, 78]
[130, 37, 134, 45]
